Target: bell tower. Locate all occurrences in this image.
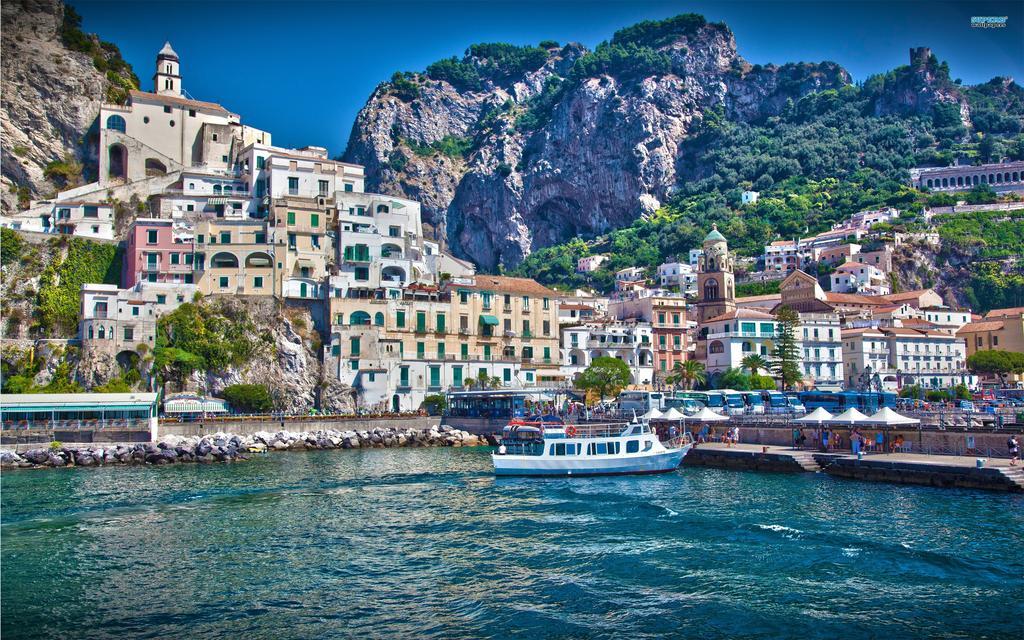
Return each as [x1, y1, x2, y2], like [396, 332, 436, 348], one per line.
[154, 41, 182, 97]
[695, 224, 736, 324]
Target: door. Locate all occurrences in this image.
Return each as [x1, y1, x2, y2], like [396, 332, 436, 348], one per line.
[300, 282, 307, 298]
[392, 394, 400, 413]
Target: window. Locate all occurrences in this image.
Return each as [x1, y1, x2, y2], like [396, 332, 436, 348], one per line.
[143, 116, 150, 124]
[350, 337, 360, 357]
[437, 343, 445, 359]
[399, 367, 409, 387]
[253, 276, 264, 288]
[83, 206, 98, 218]
[255, 232, 266, 244]
[288, 233, 297, 249]
[287, 211, 296, 225]
[626, 440, 640, 454]
[543, 298, 549, 310]
[332, 344, 340, 357]
[658, 312, 666, 324]
[459, 291, 469, 304]
[522, 320, 531, 336]
[389, 226, 401, 237]
[147, 229, 158, 244]
[170, 253, 180, 265]
[156, 294, 166, 304]
[318, 180, 329, 196]
[429, 366, 441, 388]
[310, 213, 319, 228]
[188, 109, 196, 117]
[123, 327, 134, 341]
[417, 342, 425, 359]
[673, 313, 681, 325]
[416, 311, 427, 332]
[344, 183, 353, 192]
[461, 343, 469, 359]
[288, 177, 299, 195]
[396, 311, 406, 328]
[220, 232, 230, 244]
[169, 120, 175, 127]
[436, 314, 446, 333]
[482, 293, 492, 309]
[256, 156, 265, 169]
[212, 133, 219, 142]
[132, 307, 140, 316]
[106, 115, 126, 132]
[503, 368, 511, 383]
[543, 320, 550, 336]
[453, 367, 463, 387]
[219, 276, 229, 288]
[221, 155, 228, 163]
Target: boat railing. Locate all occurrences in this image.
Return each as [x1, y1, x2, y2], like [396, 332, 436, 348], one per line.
[562, 422, 630, 439]
[662, 433, 694, 450]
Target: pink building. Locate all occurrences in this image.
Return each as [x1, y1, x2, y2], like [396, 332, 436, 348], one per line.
[123, 218, 195, 288]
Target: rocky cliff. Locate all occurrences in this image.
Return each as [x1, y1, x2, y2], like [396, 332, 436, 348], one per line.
[1, 0, 138, 212]
[344, 15, 851, 270]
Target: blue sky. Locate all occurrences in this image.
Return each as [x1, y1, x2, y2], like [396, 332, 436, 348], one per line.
[73, 0, 1023, 155]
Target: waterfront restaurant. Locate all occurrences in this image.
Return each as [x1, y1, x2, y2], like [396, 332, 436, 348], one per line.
[0, 393, 160, 440]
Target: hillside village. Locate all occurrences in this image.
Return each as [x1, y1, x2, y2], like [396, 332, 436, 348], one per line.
[1, 42, 1023, 414]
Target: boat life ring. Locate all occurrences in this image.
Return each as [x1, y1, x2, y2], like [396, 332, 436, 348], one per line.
[565, 425, 578, 437]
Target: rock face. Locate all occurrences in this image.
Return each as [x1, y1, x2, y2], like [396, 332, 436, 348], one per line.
[870, 47, 970, 125]
[344, 18, 850, 270]
[0, 0, 137, 212]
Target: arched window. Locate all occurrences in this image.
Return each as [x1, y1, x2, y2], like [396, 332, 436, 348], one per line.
[742, 341, 752, 352]
[88, 326, 94, 340]
[350, 311, 371, 325]
[704, 280, 719, 300]
[224, 185, 233, 194]
[374, 312, 385, 326]
[941, 178, 948, 188]
[709, 340, 724, 354]
[213, 185, 222, 195]
[926, 179, 932, 188]
[376, 204, 390, 214]
[105, 115, 126, 132]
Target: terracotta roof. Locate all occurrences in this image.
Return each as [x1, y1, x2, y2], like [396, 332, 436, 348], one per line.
[897, 318, 933, 327]
[957, 320, 1005, 334]
[769, 240, 797, 246]
[705, 308, 776, 322]
[461, 275, 556, 297]
[841, 327, 883, 337]
[884, 290, 934, 302]
[985, 307, 1024, 318]
[825, 292, 877, 305]
[736, 294, 781, 303]
[130, 90, 230, 115]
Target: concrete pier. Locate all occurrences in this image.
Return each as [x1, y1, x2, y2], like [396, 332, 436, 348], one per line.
[684, 443, 1024, 492]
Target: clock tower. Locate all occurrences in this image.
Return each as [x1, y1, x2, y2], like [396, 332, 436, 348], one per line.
[695, 225, 736, 324]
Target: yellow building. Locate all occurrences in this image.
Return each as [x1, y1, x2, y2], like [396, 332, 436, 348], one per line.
[271, 195, 333, 299]
[193, 219, 277, 296]
[326, 276, 561, 411]
[957, 308, 1024, 385]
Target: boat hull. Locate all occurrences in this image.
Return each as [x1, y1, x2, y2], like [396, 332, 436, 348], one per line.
[492, 445, 691, 477]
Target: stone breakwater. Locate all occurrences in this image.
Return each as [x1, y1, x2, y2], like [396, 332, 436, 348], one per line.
[0, 425, 492, 470]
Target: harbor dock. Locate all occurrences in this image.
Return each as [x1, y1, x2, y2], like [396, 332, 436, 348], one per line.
[685, 443, 1024, 492]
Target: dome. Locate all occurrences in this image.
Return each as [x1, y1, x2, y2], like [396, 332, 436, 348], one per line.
[157, 41, 179, 60]
[703, 224, 726, 244]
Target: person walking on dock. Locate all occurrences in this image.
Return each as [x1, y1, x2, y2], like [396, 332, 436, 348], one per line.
[1009, 435, 1020, 466]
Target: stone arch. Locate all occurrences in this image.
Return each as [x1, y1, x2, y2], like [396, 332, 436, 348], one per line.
[145, 158, 167, 177]
[115, 349, 139, 372]
[381, 243, 403, 258]
[245, 251, 272, 268]
[382, 265, 406, 284]
[210, 252, 239, 268]
[213, 184, 222, 195]
[376, 204, 390, 214]
[108, 144, 127, 181]
[709, 340, 724, 354]
[704, 280, 719, 300]
[926, 179, 933, 188]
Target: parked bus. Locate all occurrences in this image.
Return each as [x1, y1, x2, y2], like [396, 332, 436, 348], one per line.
[739, 391, 766, 414]
[616, 391, 666, 415]
[795, 391, 896, 413]
[720, 390, 748, 416]
[676, 391, 728, 414]
[761, 391, 794, 415]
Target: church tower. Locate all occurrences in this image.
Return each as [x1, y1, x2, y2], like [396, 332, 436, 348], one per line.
[695, 224, 736, 324]
[153, 41, 182, 97]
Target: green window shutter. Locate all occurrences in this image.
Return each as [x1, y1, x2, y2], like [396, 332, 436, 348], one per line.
[483, 345, 491, 360]
[287, 211, 295, 225]
[437, 343, 445, 359]
[436, 314, 445, 333]
[350, 337, 360, 356]
[461, 343, 469, 358]
[396, 311, 405, 327]
[760, 322, 775, 334]
[416, 311, 426, 332]
[331, 344, 340, 356]
[503, 368, 511, 382]
[453, 367, 463, 386]
[429, 367, 440, 387]
[543, 347, 551, 361]
[311, 213, 319, 227]
[400, 367, 409, 386]
[417, 342, 425, 359]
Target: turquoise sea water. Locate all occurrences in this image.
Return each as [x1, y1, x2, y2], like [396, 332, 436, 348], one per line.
[2, 448, 1022, 639]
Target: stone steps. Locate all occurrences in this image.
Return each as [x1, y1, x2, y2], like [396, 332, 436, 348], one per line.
[787, 451, 822, 472]
[998, 467, 1024, 491]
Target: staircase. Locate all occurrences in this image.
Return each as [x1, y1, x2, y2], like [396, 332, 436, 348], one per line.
[787, 450, 822, 472]
[998, 466, 1024, 492]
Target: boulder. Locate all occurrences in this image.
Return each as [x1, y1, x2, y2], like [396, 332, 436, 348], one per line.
[23, 449, 49, 464]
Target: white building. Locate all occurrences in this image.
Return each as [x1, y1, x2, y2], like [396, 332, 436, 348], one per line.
[614, 266, 646, 292]
[831, 262, 890, 295]
[656, 261, 696, 293]
[688, 248, 704, 267]
[700, 309, 779, 374]
[80, 281, 196, 356]
[922, 307, 974, 332]
[741, 190, 759, 205]
[576, 255, 608, 273]
[560, 321, 655, 386]
[842, 327, 972, 391]
[797, 313, 844, 389]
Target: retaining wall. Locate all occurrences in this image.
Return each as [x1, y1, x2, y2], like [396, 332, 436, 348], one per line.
[818, 456, 1022, 492]
[683, 447, 808, 473]
[158, 416, 441, 438]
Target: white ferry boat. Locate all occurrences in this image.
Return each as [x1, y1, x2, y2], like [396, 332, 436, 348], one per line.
[492, 417, 692, 477]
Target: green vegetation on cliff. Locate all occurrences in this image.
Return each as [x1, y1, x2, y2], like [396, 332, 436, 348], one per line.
[60, 5, 139, 103]
[36, 237, 121, 337]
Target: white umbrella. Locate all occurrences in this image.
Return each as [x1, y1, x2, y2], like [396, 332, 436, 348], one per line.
[692, 407, 729, 421]
[829, 408, 870, 425]
[661, 407, 685, 421]
[866, 407, 920, 426]
[641, 407, 664, 420]
[795, 407, 833, 423]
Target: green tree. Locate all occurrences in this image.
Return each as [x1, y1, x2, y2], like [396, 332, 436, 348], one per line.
[666, 359, 706, 390]
[967, 350, 1024, 386]
[713, 368, 751, 391]
[771, 306, 803, 390]
[577, 356, 632, 400]
[421, 393, 447, 415]
[223, 384, 273, 414]
[740, 354, 769, 376]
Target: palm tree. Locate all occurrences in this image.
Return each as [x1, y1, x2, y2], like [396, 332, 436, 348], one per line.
[741, 354, 769, 376]
[667, 360, 706, 390]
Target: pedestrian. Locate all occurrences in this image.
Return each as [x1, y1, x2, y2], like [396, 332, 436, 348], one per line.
[851, 429, 861, 456]
[798, 429, 807, 449]
[1009, 435, 1020, 466]
[821, 428, 830, 452]
[875, 431, 884, 455]
[792, 427, 800, 450]
[812, 428, 820, 449]
[732, 426, 740, 445]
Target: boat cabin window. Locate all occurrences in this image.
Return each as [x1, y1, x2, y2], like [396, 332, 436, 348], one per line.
[550, 443, 578, 456]
[630, 426, 643, 435]
[626, 440, 640, 454]
[587, 442, 620, 455]
[643, 441, 653, 452]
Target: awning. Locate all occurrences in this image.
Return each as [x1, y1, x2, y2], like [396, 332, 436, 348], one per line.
[479, 315, 499, 326]
[206, 197, 227, 205]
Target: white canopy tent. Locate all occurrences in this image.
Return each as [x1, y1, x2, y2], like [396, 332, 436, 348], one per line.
[661, 407, 686, 421]
[641, 407, 664, 420]
[795, 407, 833, 424]
[866, 407, 920, 426]
[691, 407, 730, 422]
[829, 408, 870, 425]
